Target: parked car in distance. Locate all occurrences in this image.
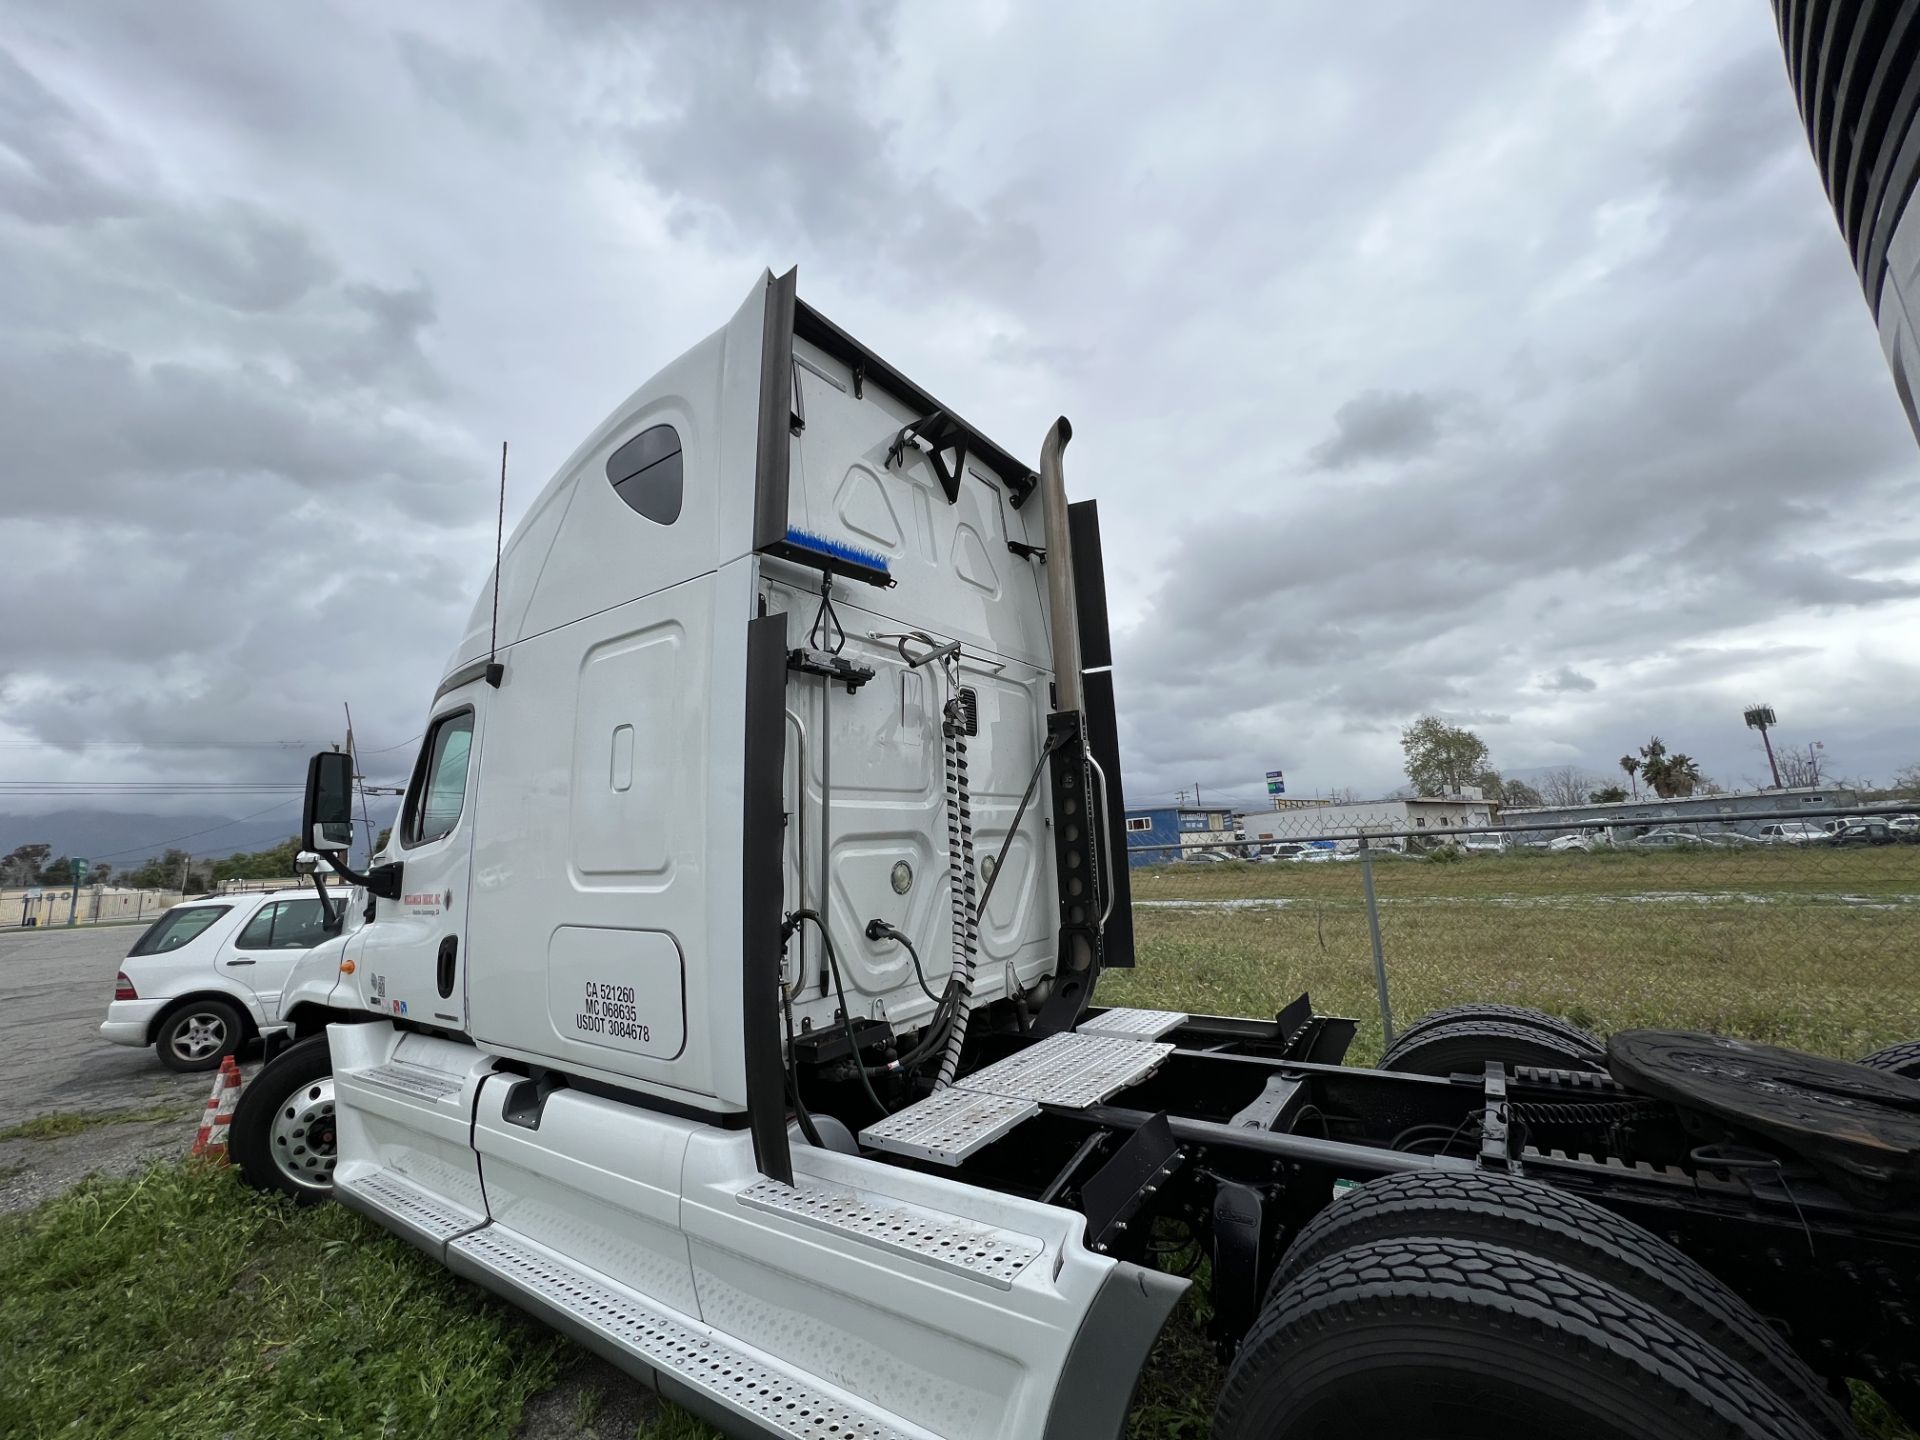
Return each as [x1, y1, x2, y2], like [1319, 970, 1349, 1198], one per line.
[1759, 822, 1829, 844]
[1888, 814, 1919, 836]
[1548, 833, 1593, 852]
[1830, 821, 1900, 847]
[1180, 848, 1233, 863]
[1289, 846, 1336, 863]
[101, 886, 347, 1071]
[1248, 842, 1305, 862]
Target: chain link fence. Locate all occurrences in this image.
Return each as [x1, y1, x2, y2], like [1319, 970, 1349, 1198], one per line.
[1099, 804, 1920, 1066]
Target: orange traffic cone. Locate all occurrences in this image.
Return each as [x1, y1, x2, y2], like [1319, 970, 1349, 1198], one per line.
[191, 1056, 243, 1163]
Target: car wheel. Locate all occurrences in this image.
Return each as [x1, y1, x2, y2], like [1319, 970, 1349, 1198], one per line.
[155, 999, 245, 1073]
[230, 1035, 336, 1204]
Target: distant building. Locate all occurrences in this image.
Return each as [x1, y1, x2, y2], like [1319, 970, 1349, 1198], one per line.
[1237, 789, 1495, 852]
[1123, 805, 1238, 865]
[1505, 786, 1864, 840]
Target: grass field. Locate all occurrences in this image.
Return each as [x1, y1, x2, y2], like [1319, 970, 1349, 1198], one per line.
[1108, 845, 1920, 1064]
[4, 844, 1915, 1438]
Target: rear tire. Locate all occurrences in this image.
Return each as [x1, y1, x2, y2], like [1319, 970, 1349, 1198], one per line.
[1378, 1017, 1602, 1075]
[1215, 1237, 1822, 1440]
[230, 1035, 336, 1205]
[155, 999, 245, 1073]
[1857, 1040, 1920, 1081]
[1393, 1002, 1601, 1053]
[1267, 1172, 1853, 1440]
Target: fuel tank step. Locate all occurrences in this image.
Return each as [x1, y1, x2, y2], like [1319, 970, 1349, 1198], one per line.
[336, 1166, 486, 1250]
[736, 1176, 1043, 1288]
[448, 1224, 935, 1440]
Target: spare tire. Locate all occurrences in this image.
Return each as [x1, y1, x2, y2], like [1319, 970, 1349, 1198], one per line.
[1857, 1039, 1920, 1081]
[1393, 1002, 1601, 1054]
[1379, 1018, 1603, 1075]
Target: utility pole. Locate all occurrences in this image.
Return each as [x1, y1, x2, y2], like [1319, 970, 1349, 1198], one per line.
[1744, 705, 1782, 788]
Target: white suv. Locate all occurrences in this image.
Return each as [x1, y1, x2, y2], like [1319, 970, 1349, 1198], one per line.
[100, 887, 344, 1071]
[1758, 822, 1828, 844]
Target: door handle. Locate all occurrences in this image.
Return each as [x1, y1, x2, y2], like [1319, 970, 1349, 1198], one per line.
[227, 958, 256, 966]
[436, 936, 458, 999]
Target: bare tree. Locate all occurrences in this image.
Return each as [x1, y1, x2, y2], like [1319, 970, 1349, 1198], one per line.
[1539, 765, 1597, 808]
[1776, 742, 1827, 789]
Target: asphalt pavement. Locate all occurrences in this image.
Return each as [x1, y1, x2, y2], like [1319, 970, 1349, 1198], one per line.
[0, 923, 230, 1211]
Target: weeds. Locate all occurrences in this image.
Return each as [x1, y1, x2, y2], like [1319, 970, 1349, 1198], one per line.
[0, 1103, 196, 1143]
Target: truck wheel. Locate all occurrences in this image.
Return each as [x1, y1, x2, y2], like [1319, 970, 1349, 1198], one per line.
[1267, 1172, 1853, 1440]
[230, 1035, 336, 1205]
[1378, 1018, 1602, 1075]
[1856, 1039, 1920, 1080]
[1214, 1237, 1822, 1440]
[155, 999, 245, 1073]
[1393, 1002, 1601, 1054]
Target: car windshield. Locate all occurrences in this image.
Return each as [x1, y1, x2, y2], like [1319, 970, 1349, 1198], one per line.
[127, 905, 231, 957]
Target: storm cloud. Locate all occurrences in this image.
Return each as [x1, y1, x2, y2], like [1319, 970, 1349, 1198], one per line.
[0, 1, 1915, 845]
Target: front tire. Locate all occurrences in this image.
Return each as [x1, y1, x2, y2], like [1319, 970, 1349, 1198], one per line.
[155, 999, 245, 1073]
[1215, 1237, 1822, 1440]
[231, 1035, 336, 1204]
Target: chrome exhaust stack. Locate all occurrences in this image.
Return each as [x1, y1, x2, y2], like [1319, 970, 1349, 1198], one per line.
[1038, 418, 1082, 716]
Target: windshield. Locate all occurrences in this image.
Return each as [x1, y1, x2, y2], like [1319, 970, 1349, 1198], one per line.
[127, 905, 231, 957]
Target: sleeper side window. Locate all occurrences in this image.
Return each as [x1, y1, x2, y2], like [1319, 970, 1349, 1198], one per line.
[403, 710, 475, 847]
[605, 424, 683, 525]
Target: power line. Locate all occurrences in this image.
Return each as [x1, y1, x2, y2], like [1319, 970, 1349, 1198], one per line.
[0, 739, 323, 749]
[77, 798, 305, 861]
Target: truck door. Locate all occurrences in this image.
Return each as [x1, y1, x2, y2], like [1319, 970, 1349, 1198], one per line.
[353, 703, 480, 1031]
[222, 895, 335, 1021]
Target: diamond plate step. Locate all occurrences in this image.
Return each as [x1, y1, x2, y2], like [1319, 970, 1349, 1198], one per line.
[1075, 1008, 1187, 1042]
[342, 1167, 484, 1244]
[451, 1226, 916, 1440]
[737, 1178, 1042, 1287]
[955, 1032, 1174, 1109]
[349, 1061, 465, 1102]
[858, 1089, 1040, 1166]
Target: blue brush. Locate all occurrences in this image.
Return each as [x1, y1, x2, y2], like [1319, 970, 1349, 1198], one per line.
[781, 526, 890, 575]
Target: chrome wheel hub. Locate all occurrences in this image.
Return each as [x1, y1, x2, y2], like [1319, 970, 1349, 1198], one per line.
[269, 1077, 337, 1192]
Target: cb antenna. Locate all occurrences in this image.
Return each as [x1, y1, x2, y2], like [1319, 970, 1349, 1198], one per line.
[486, 441, 507, 686]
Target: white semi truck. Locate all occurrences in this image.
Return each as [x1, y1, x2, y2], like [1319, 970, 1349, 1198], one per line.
[233, 271, 1919, 1439]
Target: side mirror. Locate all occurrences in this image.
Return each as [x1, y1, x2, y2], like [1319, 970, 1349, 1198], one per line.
[303, 751, 354, 853]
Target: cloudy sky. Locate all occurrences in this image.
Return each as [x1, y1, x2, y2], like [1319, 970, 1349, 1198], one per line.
[2, 0, 1917, 843]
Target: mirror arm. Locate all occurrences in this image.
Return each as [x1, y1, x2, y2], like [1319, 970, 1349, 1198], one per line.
[309, 870, 341, 934]
[318, 849, 404, 901]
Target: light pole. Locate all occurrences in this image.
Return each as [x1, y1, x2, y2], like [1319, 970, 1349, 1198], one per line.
[1744, 705, 1782, 789]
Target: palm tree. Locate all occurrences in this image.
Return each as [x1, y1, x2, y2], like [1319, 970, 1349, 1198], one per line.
[1665, 753, 1703, 798]
[1619, 754, 1640, 799]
